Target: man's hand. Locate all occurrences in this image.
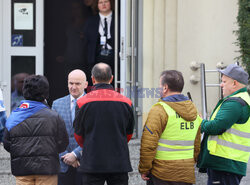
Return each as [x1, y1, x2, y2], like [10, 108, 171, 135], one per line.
[61, 152, 77, 165]
[71, 160, 80, 168]
[141, 171, 150, 181]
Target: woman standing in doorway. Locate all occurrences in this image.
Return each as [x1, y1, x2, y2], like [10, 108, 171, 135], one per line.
[83, 0, 115, 86]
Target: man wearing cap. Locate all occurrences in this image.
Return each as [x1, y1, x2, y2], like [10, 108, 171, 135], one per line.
[197, 63, 250, 185]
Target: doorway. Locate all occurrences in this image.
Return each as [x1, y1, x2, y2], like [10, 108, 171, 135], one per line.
[44, 0, 142, 137]
[1, 0, 44, 115]
[45, 0, 116, 104]
[44, 0, 92, 104]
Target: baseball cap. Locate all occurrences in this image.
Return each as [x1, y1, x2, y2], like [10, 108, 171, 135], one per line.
[218, 64, 249, 85]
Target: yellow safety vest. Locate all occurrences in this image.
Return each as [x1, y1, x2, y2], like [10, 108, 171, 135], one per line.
[155, 102, 202, 160]
[208, 92, 250, 163]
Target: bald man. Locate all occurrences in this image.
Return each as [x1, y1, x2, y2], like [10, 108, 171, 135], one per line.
[74, 63, 135, 185]
[52, 69, 88, 185]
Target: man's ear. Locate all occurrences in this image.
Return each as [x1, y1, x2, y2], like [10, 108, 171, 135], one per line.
[163, 84, 168, 94]
[84, 81, 88, 89]
[92, 76, 96, 85]
[109, 75, 114, 84]
[233, 80, 241, 89]
[233, 80, 237, 85]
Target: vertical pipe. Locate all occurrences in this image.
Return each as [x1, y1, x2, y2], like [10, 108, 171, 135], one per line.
[119, 0, 127, 96]
[200, 63, 207, 119]
[114, 0, 118, 89]
[219, 70, 222, 99]
[131, 0, 135, 89]
[137, 0, 143, 138]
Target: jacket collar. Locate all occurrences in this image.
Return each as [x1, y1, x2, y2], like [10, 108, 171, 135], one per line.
[161, 94, 189, 102]
[91, 83, 114, 91]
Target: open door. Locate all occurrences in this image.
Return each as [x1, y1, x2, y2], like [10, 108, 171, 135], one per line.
[117, 0, 142, 137]
[1, 0, 44, 115]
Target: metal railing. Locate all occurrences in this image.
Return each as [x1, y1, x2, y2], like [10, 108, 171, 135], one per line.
[200, 63, 224, 119]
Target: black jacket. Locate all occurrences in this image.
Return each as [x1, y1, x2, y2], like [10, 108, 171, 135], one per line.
[3, 103, 69, 176]
[83, 13, 114, 65]
[82, 13, 115, 86]
[74, 84, 134, 173]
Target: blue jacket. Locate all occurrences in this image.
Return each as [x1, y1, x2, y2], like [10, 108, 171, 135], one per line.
[52, 95, 82, 173]
[4, 100, 69, 176]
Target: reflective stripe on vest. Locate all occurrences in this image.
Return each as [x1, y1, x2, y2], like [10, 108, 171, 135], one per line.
[159, 139, 195, 146]
[155, 102, 202, 160]
[208, 92, 250, 163]
[157, 139, 194, 151]
[209, 136, 250, 152]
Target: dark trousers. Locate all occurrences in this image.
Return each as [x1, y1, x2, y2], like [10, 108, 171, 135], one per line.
[207, 169, 243, 185]
[81, 172, 128, 185]
[58, 167, 82, 185]
[146, 174, 192, 185]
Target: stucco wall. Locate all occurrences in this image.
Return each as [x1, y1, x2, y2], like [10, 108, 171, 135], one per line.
[142, 0, 239, 123]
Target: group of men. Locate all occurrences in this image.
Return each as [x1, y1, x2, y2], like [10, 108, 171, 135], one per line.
[1, 63, 134, 185]
[52, 63, 134, 185]
[139, 63, 249, 185]
[0, 62, 249, 185]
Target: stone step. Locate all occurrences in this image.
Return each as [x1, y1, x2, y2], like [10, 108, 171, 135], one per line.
[0, 145, 14, 185]
[0, 166, 247, 185]
[128, 172, 145, 185]
[241, 178, 250, 185]
[128, 139, 140, 163]
[0, 144, 12, 177]
[0, 144, 10, 159]
[194, 169, 207, 185]
[1, 140, 250, 185]
[128, 138, 141, 146]
[128, 139, 140, 174]
[0, 168, 145, 185]
[130, 158, 139, 172]
[0, 174, 15, 185]
[128, 139, 144, 184]
[0, 158, 11, 174]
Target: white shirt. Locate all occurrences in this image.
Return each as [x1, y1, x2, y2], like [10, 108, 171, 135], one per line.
[70, 93, 84, 110]
[99, 12, 112, 49]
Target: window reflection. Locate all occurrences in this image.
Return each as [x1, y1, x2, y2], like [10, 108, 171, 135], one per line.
[11, 56, 35, 111]
[11, 73, 30, 110]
